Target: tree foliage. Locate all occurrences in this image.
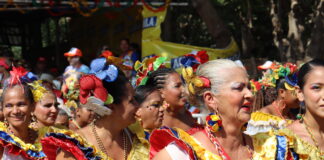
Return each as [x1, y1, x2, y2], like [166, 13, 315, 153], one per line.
[163, 0, 323, 62]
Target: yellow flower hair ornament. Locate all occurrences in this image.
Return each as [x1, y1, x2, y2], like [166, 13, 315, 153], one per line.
[182, 67, 211, 95]
[28, 80, 47, 102]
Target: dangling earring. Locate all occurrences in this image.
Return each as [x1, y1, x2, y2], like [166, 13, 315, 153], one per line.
[137, 117, 143, 126]
[162, 101, 170, 109]
[4, 118, 8, 127]
[205, 112, 222, 132]
[31, 113, 37, 122]
[296, 101, 305, 120]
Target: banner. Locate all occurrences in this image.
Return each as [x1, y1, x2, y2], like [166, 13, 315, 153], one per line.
[141, 1, 240, 69]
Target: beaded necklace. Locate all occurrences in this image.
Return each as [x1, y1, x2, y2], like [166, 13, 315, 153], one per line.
[7, 125, 37, 143]
[204, 126, 253, 160]
[302, 118, 324, 158]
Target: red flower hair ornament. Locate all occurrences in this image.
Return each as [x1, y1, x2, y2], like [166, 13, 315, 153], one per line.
[79, 75, 113, 117]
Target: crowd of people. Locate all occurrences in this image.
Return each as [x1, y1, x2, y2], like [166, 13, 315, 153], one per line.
[0, 39, 323, 160]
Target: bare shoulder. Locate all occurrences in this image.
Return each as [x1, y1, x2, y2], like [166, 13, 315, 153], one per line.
[56, 148, 76, 160]
[259, 105, 271, 114]
[192, 130, 207, 142]
[287, 120, 302, 132]
[152, 148, 173, 160]
[192, 130, 217, 153]
[286, 120, 310, 141]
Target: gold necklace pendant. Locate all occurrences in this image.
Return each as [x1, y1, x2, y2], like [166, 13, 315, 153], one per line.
[92, 123, 128, 160]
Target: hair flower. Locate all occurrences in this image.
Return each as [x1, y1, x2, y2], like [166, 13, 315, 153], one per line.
[9, 66, 37, 85]
[90, 57, 118, 82]
[28, 80, 47, 102]
[134, 56, 167, 86]
[182, 67, 211, 95]
[180, 50, 209, 71]
[79, 75, 113, 116]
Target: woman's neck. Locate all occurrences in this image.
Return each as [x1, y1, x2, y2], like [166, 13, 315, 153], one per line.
[35, 121, 46, 129]
[162, 107, 196, 131]
[269, 100, 291, 119]
[8, 125, 29, 142]
[215, 118, 246, 150]
[303, 110, 324, 134]
[95, 116, 127, 139]
[75, 118, 89, 128]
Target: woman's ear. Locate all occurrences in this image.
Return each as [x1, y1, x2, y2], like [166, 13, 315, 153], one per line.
[203, 91, 218, 112]
[278, 88, 286, 99]
[295, 86, 305, 102]
[159, 88, 165, 99]
[135, 108, 142, 119]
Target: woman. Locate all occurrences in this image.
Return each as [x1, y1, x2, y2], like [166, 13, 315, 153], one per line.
[61, 70, 94, 131]
[68, 103, 96, 131]
[246, 62, 300, 135]
[41, 58, 148, 160]
[278, 59, 324, 159]
[29, 80, 59, 130]
[146, 68, 202, 134]
[0, 67, 46, 159]
[134, 84, 164, 140]
[151, 59, 254, 160]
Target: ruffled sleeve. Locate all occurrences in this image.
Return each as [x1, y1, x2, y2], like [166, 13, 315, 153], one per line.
[245, 112, 291, 136]
[149, 127, 198, 160]
[149, 127, 221, 160]
[279, 128, 324, 160]
[40, 126, 111, 160]
[0, 122, 46, 160]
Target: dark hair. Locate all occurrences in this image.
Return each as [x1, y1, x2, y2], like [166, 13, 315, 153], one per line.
[102, 69, 130, 104]
[263, 77, 286, 106]
[146, 68, 177, 89]
[298, 59, 324, 90]
[1, 84, 34, 105]
[134, 85, 157, 105]
[120, 38, 130, 44]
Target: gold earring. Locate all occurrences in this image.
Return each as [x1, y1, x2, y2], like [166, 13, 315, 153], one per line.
[4, 118, 8, 126]
[162, 101, 170, 109]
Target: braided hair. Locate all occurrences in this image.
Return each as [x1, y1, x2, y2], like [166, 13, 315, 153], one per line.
[146, 68, 177, 89]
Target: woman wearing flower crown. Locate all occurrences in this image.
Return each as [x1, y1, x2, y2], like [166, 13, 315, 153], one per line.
[150, 59, 255, 160]
[145, 67, 202, 134]
[245, 62, 300, 136]
[61, 71, 95, 131]
[133, 55, 202, 136]
[0, 67, 46, 159]
[28, 80, 59, 130]
[267, 59, 324, 159]
[41, 57, 148, 160]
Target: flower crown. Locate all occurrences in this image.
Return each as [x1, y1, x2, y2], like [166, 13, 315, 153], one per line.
[134, 56, 167, 86]
[182, 66, 210, 95]
[180, 50, 209, 71]
[8, 66, 37, 86]
[249, 79, 262, 94]
[258, 61, 298, 90]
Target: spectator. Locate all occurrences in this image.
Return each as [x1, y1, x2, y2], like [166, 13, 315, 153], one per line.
[64, 47, 90, 74]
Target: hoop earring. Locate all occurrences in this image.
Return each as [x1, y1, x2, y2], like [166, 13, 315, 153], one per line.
[297, 101, 305, 120]
[205, 112, 222, 132]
